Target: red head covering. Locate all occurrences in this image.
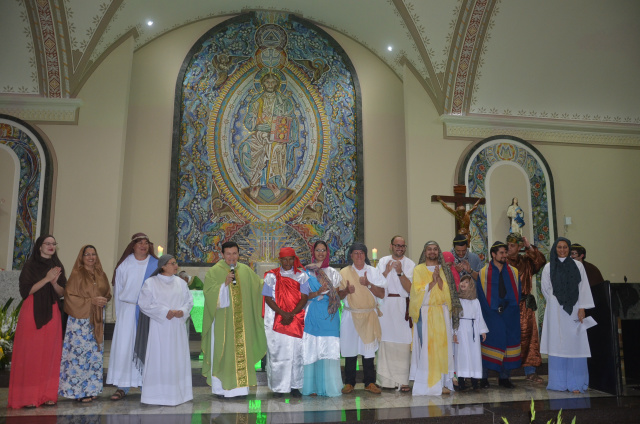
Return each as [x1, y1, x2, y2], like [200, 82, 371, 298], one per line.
[279, 247, 304, 274]
[443, 251, 461, 290]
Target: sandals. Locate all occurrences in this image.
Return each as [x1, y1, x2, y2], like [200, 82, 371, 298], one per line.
[400, 386, 411, 393]
[525, 373, 544, 384]
[110, 389, 126, 401]
[43, 401, 57, 406]
[76, 396, 94, 403]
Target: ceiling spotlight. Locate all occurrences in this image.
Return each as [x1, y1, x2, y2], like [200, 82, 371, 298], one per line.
[387, 46, 393, 52]
[147, 20, 154, 26]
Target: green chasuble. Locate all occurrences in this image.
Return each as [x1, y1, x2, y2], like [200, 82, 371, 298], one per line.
[201, 261, 267, 389]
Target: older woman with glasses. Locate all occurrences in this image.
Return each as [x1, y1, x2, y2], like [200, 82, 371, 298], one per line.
[58, 245, 112, 403]
[136, 255, 193, 406]
[8, 235, 66, 408]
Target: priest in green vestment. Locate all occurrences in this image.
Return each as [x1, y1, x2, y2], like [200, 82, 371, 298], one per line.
[202, 241, 267, 398]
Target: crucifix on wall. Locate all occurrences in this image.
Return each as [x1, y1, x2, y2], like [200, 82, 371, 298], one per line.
[431, 185, 485, 237]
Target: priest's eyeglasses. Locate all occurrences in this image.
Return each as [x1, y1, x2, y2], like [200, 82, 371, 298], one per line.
[392, 244, 407, 248]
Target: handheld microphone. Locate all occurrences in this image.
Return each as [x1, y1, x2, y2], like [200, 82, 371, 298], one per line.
[230, 265, 236, 285]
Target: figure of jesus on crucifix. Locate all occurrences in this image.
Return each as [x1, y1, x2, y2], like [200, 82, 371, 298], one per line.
[432, 185, 485, 239]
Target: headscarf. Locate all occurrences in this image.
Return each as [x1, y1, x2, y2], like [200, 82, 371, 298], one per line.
[442, 251, 461, 289]
[458, 275, 477, 300]
[550, 237, 581, 315]
[151, 254, 175, 277]
[64, 245, 112, 346]
[571, 243, 586, 258]
[506, 233, 523, 245]
[134, 254, 174, 374]
[452, 234, 469, 247]
[346, 242, 371, 266]
[112, 232, 158, 285]
[490, 240, 507, 254]
[18, 234, 67, 329]
[279, 247, 304, 273]
[310, 241, 340, 316]
[311, 240, 330, 268]
[418, 241, 463, 329]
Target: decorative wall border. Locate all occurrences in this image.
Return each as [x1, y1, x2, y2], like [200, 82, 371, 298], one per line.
[0, 115, 54, 269]
[443, 114, 640, 147]
[0, 96, 83, 124]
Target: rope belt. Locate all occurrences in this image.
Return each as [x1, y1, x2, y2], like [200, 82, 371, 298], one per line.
[460, 317, 476, 341]
[343, 306, 377, 314]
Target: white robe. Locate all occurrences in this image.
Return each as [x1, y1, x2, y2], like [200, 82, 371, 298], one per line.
[106, 254, 148, 388]
[454, 298, 488, 378]
[377, 255, 415, 344]
[263, 268, 309, 393]
[302, 266, 342, 364]
[540, 259, 594, 358]
[340, 264, 387, 358]
[210, 283, 250, 397]
[409, 269, 455, 396]
[138, 274, 193, 406]
[376, 255, 415, 387]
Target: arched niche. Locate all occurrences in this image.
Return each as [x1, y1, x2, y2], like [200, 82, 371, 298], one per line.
[457, 135, 557, 261]
[0, 115, 54, 269]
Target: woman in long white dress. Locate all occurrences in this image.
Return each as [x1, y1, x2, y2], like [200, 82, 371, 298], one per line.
[540, 237, 594, 394]
[137, 255, 194, 405]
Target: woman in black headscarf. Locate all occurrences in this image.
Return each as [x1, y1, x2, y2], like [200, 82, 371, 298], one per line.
[8, 235, 67, 408]
[540, 237, 594, 394]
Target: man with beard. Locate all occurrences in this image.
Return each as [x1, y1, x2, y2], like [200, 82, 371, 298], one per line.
[476, 241, 521, 389]
[451, 234, 483, 281]
[408, 241, 462, 396]
[506, 233, 546, 384]
[107, 233, 158, 401]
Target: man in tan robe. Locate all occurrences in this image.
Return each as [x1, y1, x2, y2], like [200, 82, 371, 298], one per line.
[506, 233, 546, 383]
[339, 243, 386, 394]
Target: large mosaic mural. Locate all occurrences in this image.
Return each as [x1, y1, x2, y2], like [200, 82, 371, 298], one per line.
[460, 136, 557, 329]
[0, 117, 48, 269]
[170, 12, 362, 266]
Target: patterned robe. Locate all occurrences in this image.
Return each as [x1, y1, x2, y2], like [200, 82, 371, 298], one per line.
[507, 246, 546, 368]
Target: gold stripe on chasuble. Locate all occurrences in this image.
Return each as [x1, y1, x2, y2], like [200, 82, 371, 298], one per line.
[230, 279, 249, 387]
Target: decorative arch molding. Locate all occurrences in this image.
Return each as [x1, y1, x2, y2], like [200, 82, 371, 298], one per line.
[456, 135, 557, 261]
[0, 115, 54, 269]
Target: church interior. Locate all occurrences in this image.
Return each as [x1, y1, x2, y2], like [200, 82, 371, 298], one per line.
[1, 0, 639, 422]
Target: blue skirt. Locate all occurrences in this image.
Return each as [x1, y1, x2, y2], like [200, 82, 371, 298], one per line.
[547, 356, 589, 393]
[302, 359, 343, 397]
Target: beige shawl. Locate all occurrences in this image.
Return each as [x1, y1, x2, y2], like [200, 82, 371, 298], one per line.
[339, 265, 381, 346]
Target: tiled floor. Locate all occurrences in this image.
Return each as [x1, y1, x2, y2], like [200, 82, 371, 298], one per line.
[1, 340, 639, 423]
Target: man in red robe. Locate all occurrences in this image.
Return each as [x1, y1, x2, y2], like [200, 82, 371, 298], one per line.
[262, 247, 309, 397]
